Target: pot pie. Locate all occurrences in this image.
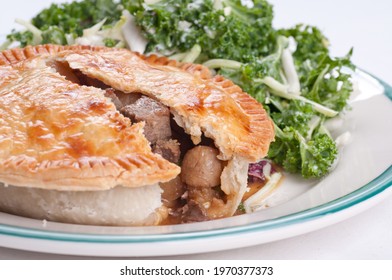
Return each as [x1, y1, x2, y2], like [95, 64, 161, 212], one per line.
[0, 45, 274, 226]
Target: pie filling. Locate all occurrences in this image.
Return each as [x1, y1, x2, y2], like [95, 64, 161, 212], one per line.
[49, 60, 233, 224]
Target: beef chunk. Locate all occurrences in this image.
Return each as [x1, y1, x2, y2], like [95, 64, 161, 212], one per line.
[120, 96, 172, 144]
[153, 139, 181, 164]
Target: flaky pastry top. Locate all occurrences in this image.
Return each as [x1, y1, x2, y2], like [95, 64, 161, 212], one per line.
[0, 48, 180, 190]
[0, 45, 274, 191]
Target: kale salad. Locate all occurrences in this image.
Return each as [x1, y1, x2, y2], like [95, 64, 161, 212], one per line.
[3, 0, 355, 180]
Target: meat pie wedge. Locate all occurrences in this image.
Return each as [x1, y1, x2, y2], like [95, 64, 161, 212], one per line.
[0, 47, 180, 226]
[0, 45, 274, 225]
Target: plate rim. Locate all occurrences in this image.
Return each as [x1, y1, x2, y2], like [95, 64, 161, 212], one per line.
[0, 166, 391, 243]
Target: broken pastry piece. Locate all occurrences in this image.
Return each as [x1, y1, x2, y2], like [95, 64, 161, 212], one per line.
[0, 45, 274, 226]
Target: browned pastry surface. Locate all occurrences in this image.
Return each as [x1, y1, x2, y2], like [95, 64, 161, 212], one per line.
[1, 45, 274, 162]
[0, 47, 180, 191]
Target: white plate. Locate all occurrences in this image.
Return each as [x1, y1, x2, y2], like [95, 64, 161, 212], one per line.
[0, 1, 391, 257]
[0, 69, 391, 257]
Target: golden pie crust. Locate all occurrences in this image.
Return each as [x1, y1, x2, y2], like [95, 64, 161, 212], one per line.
[1, 45, 274, 161]
[0, 46, 181, 191]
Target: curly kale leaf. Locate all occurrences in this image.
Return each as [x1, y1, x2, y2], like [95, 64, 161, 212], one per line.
[217, 35, 288, 105]
[268, 125, 338, 178]
[279, 25, 355, 112]
[41, 26, 68, 45]
[125, 0, 275, 60]
[32, 0, 121, 35]
[271, 100, 315, 136]
[7, 0, 122, 46]
[300, 133, 338, 178]
[6, 31, 34, 47]
[300, 51, 354, 112]
[278, 24, 329, 64]
[126, 0, 220, 55]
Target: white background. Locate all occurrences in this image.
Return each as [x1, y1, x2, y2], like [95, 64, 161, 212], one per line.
[0, 0, 391, 260]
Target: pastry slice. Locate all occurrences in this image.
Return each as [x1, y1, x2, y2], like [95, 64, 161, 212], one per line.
[0, 51, 179, 226]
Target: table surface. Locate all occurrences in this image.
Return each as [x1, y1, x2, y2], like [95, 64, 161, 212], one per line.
[0, 0, 391, 260]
